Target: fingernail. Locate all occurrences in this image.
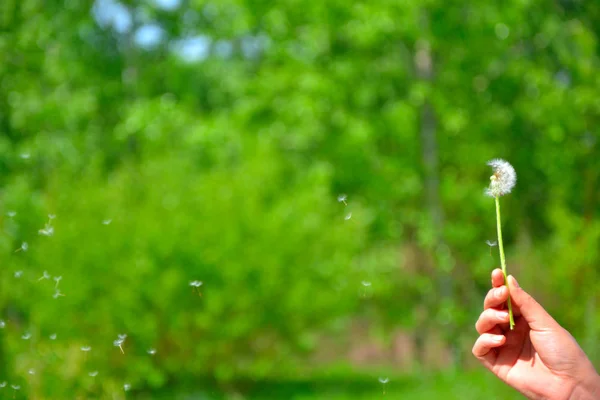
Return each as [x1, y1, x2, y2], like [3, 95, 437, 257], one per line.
[510, 275, 520, 288]
[492, 335, 504, 342]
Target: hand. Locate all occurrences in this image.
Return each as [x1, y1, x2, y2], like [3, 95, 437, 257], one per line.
[472, 269, 600, 400]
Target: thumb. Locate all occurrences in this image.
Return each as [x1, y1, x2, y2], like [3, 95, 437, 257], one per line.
[508, 275, 558, 331]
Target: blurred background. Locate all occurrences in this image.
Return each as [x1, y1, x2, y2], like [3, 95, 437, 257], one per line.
[1, 0, 599, 398]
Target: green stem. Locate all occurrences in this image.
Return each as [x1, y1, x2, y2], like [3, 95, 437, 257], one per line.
[495, 196, 515, 330]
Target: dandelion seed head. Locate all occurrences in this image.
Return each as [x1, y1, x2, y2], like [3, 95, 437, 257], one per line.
[486, 159, 516, 197]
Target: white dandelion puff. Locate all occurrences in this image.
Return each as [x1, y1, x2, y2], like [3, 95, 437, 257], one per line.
[337, 194, 348, 205]
[38, 271, 51, 281]
[485, 159, 516, 197]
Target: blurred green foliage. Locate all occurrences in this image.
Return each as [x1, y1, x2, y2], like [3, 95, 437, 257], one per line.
[0, 0, 599, 398]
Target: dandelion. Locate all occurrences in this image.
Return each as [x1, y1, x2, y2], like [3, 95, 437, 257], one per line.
[486, 158, 517, 330]
[485, 240, 498, 256]
[189, 280, 203, 295]
[14, 271, 22, 278]
[114, 334, 127, 354]
[379, 377, 389, 394]
[15, 242, 28, 252]
[54, 276, 62, 288]
[21, 332, 31, 340]
[337, 194, 348, 206]
[38, 271, 51, 281]
[89, 371, 98, 377]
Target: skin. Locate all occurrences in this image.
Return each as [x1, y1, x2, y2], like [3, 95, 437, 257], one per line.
[473, 269, 600, 400]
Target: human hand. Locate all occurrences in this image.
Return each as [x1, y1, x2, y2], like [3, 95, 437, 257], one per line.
[472, 269, 600, 400]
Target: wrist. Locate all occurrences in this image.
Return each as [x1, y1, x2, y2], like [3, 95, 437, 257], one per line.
[569, 370, 600, 400]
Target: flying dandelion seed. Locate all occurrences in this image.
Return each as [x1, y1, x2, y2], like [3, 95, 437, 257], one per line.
[21, 332, 31, 340]
[53, 289, 65, 299]
[344, 212, 352, 221]
[14, 271, 23, 278]
[20, 152, 30, 159]
[102, 219, 112, 225]
[81, 346, 91, 352]
[89, 371, 98, 377]
[11, 384, 20, 390]
[15, 242, 28, 252]
[38, 224, 54, 237]
[0, 381, 5, 387]
[361, 281, 372, 287]
[147, 348, 157, 355]
[124, 383, 131, 391]
[7, 211, 16, 218]
[114, 334, 127, 354]
[379, 377, 389, 394]
[0, 320, 5, 328]
[189, 280, 203, 295]
[38, 271, 51, 281]
[49, 333, 57, 340]
[48, 214, 56, 220]
[485, 240, 498, 256]
[54, 276, 62, 288]
[337, 194, 348, 206]
[28, 369, 35, 375]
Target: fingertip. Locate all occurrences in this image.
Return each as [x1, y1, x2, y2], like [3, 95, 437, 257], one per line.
[491, 268, 504, 288]
[508, 275, 520, 289]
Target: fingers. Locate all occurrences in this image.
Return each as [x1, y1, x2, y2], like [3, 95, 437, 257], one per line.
[472, 331, 505, 368]
[475, 308, 510, 334]
[491, 268, 504, 288]
[507, 275, 558, 331]
[483, 285, 508, 310]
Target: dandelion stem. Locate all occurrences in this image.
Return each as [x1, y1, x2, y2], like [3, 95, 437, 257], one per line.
[495, 196, 515, 330]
